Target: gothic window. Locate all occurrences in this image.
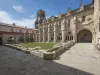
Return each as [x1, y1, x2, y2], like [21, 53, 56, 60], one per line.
[84, 34, 86, 36]
[82, 16, 86, 22]
[68, 32, 71, 35]
[58, 37, 60, 40]
[66, 36, 68, 40]
[67, 36, 69, 40]
[59, 33, 61, 35]
[70, 36, 71, 40]
[72, 36, 73, 40]
[70, 36, 73, 40]
[51, 37, 54, 41]
[53, 34, 54, 36]
[68, 20, 70, 26]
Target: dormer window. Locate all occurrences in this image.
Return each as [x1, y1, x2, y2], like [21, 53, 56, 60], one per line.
[82, 16, 86, 22]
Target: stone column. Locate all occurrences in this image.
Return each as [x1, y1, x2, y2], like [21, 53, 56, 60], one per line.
[48, 24, 51, 42]
[39, 27, 42, 42]
[35, 33, 38, 42]
[39, 34, 41, 42]
[29, 34, 31, 42]
[61, 19, 66, 42]
[43, 26, 45, 42]
[54, 22, 57, 42]
[24, 33, 26, 43]
[32, 34, 34, 42]
[94, 0, 100, 45]
[73, 16, 77, 42]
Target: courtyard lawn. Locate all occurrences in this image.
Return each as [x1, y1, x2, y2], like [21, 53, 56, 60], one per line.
[17, 42, 56, 50]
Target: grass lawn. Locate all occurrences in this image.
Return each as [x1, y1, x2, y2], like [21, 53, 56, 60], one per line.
[16, 42, 56, 50]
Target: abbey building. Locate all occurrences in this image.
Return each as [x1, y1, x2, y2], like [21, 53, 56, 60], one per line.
[34, 0, 100, 46]
[0, 0, 100, 47]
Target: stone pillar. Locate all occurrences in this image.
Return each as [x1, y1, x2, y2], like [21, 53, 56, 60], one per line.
[35, 33, 38, 42]
[43, 26, 45, 42]
[24, 33, 26, 43]
[32, 34, 34, 42]
[33, 33, 35, 42]
[94, 0, 100, 45]
[39, 28, 42, 42]
[29, 34, 31, 42]
[54, 22, 57, 42]
[61, 19, 66, 42]
[48, 24, 51, 42]
[73, 16, 77, 42]
[39, 34, 41, 42]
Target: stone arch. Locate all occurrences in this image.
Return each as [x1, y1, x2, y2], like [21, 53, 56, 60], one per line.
[77, 29, 92, 43]
[0, 37, 3, 45]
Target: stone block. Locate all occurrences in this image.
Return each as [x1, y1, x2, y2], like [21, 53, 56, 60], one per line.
[43, 52, 56, 60]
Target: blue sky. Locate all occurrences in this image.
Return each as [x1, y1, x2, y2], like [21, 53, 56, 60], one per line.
[0, 0, 92, 28]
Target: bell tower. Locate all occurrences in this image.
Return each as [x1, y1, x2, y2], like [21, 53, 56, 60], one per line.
[35, 9, 46, 29]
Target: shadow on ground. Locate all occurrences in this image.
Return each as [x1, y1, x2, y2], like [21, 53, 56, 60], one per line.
[0, 46, 93, 75]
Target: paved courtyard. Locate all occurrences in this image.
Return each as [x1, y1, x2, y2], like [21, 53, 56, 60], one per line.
[0, 43, 100, 75]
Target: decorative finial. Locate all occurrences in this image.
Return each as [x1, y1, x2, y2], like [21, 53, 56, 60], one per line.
[67, 7, 71, 13]
[80, 1, 84, 11]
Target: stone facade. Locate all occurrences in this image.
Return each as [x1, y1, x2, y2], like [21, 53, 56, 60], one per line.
[1, 0, 100, 48]
[0, 23, 37, 44]
[35, 1, 97, 44]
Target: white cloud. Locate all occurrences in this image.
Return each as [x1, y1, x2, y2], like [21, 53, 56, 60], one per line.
[0, 11, 36, 28]
[30, 14, 35, 18]
[13, 5, 24, 13]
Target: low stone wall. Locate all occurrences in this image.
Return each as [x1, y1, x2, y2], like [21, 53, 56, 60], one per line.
[4, 41, 75, 60]
[4, 44, 44, 58]
[43, 41, 75, 60]
[4, 44, 23, 51]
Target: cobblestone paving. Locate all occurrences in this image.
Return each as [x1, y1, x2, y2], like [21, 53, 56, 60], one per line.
[0, 44, 99, 75]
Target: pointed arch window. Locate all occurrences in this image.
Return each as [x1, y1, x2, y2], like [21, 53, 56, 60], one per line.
[82, 16, 86, 22]
[68, 20, 70, 26]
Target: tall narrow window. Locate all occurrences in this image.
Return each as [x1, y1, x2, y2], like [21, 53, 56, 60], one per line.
[66, 36, 67, 40]
[72, 36, 73, 40]
[68, 32, 71, 35]
[82, 16, 86, 22]
[68, 36, 69, 40]
[68, 20, 70, 26]
[70, 36, 72, 40]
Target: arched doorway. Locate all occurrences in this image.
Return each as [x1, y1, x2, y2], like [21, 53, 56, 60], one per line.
[0, 37, 3, 45]
[77, 29, 92, 43]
